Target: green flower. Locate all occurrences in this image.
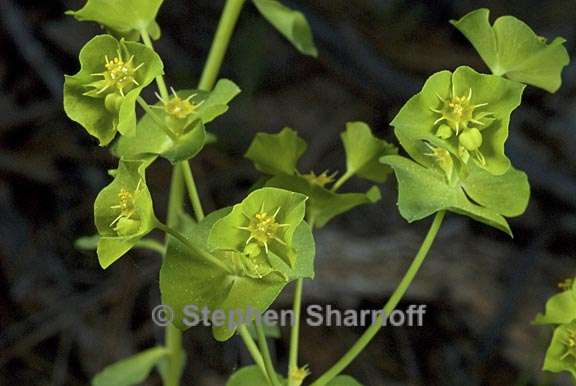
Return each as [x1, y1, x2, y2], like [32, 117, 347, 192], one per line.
[64, 35, 163, 145]
[451, 8, 570, 93]
[534, 278, 576, 325]
[391, 66, 525, 176]
[94, 159, 157, 268]
[245, 125, 394, 227]
[543, 321, 576, 380]
[208, 188, 307, 267]
[67, 0, 164, 41]
[113, 79, 240, 163]
[381, 153, 530, 236]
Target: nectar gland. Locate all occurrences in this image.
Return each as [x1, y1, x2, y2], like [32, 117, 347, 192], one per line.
[238, 204, 290, 254]
[88, 49, 143, 97]
[155, 87, 204, 120]
[303, 170, 337, 188]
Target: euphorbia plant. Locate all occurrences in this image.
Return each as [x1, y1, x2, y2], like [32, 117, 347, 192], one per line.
[65, 2, 571, 385]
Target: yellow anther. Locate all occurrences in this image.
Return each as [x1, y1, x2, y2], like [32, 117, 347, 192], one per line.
[89, 49, 142, 97]
[432, 88, 493, 135]
[238, 205, 289, 254]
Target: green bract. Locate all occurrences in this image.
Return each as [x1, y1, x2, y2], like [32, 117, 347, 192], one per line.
[92, 347, 168, 386]
[67, 0, 163, 41]
[534, 279, 576, 325]
[160, 191, 315, 341]
[64, 35, 164, 145]
[543, 321, 576, 380]
[391, 66, 524, 176]
[246, 125, 394, 227]
[341, 121, 398, 183]
[381, 155, 530, 236]
[451, 9, 570, 93]
[94, 159, 157, 268]
[227, 365, 284, 386]
[114, 79, 240, 163]
[253, 0, 318, 57]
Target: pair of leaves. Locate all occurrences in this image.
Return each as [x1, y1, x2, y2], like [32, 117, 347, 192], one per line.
[227, 366, 364, 386]
[67, 0, 163, 41]
[451, 8, 570, 93]
[245, 124, 396, 227]
[160, 188, 315, 341]
[64, 34, 164, 145]
[382, 155, 530, 236]
[252, 0, 318, 57]
[391, 65, 525, 176]
[114, 79, 241, 163]
[93, 159, 157, 268]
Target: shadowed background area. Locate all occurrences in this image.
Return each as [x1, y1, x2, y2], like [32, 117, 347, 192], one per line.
[1, 0, 575, 385]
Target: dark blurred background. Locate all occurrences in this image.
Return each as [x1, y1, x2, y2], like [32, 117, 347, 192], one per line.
[1, 0, 575, 385]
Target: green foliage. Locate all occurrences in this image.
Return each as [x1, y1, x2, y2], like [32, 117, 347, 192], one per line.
[542, 322, 576, 380]
[93, 159, 158, 268]
[534, 280, 576, 325]
[451, 9, 570, 93]
[341, 122, 398, 183]
[92, 347, 168, 386]
[67, 0, 164, 40]
[227, 365, 285, 386]
[114, 80, 240, 163]
[381, 155, 530, 236]
[160, 189, 315, 340]
[391, 66, 525, 176]
[246, 124, 394, 227]
[253, 0, 318, 57]
[64, 35, 163, 145]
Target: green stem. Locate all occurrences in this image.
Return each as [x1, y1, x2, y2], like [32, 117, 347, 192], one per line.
[140, 28, 169, 99]
[331, 171, 353, 192]
[288, 278, 304, 383]
[156, 222, 229, 273]
[164, 166, 185, 386]
[136, 96, 178, 142]
[238, 325, 269, 381]
[198, 0, 247, 91]
[310, 211, 446, 386]
[134, 238, 166, 254]
[256, 323, 282, 386]
[181, 161, 205, 221]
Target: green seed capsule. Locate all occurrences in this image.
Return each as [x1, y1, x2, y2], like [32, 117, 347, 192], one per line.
[436, 124, 453, 139]
[459, 128, 483, 151]
[104, 93, 124, 113]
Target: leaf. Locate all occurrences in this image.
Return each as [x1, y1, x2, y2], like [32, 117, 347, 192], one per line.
[390, 66, 525, 176]
[92, 347, 168, 386]
[245, 127, 307, 176]
[227, 365, 284, 386]
[67, 0, 164, 40]
[64, 35, 164, 145]
[253, 0, 318, 57]
[382, 155, 512, 236]
[327, 375, 365, 386]
[451, 8, 570, 93]
[534, 283, 576, 325]
[542, 322, 576, 380]
[94, 159, 157, 268]
[114, 80, 240, 163]
[341, 121, 398, 183]
[265, 174, 381, 228]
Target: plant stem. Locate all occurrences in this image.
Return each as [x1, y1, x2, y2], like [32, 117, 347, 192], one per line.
[288, 278, 304, 383]
[238, 325, 269, 381]
[136, 96, 178, 142]
[140, 28, 169, 99]
[198, 0, 247, 91]
[310, 210, 446, 386]
[331, 171, 353, 192]
[156, 222, 229, 272]
[256, 322, 282, 386]
[181, 161, 205, 221]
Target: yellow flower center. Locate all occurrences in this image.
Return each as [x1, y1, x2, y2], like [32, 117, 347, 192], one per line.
[109, 182, 141, 234]
[424, 142, 453, 183]
[433, 89, 490, 134]
[562, 330, 576, 361]
[238, 206, 289, 254]
[303, 170, 336, 188]
[289, 365, 311, 386]
[155, 88, 204, 120]
[90, 50, 143, 97]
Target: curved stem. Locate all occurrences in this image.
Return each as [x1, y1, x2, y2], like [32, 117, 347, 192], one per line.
[310, 211, 446, 386]
[140, 28, 169, 99]
[156, 222, 230, 273]
[181, 161, 205, 221]
[256, 322, 282, 386]
[288, 278, 304, 381]
[198, 0, 247, 91]
[238, 325, 269, 381]
[331, 171, 353, 192]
